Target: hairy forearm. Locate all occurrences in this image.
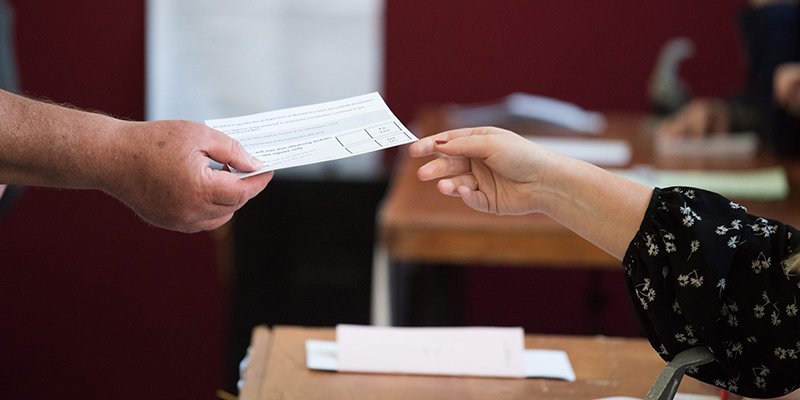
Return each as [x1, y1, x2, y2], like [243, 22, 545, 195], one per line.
[540, 154, 652, 260]
[0, 89, 124, 190]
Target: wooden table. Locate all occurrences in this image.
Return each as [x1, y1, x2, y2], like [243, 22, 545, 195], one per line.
[371, 108, 800, 325]
[239, 325, 712, 400]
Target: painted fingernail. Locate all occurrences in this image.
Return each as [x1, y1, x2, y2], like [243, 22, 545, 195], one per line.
[435, 140, 448, 145]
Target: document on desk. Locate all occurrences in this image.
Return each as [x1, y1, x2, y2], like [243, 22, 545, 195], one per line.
[205, 92, 418, 177]
[610, 166, 790, 201]
[305, 324, 576, 381]
[595, 395, 718, 400]
[526, 136, 632, 167]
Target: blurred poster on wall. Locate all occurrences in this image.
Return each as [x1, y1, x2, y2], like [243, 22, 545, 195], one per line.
[146, 0, 385, 179]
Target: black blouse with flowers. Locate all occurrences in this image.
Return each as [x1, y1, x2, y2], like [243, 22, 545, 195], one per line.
[624, 187, 800, 398]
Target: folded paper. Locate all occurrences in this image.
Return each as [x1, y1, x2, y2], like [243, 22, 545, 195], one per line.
[305, 325, 575, 381]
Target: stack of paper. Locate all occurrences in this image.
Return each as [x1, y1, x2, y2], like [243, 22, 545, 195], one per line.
[305, 324, 576, 381]
[449, 93, 607, 134]
[527, 136, 632, 167]
[654, 132, 759, 159]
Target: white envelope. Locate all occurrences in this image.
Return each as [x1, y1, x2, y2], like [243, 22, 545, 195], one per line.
[305, 325, 576, 381]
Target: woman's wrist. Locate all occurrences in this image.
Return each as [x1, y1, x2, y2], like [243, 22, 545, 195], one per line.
[534, 148, 579, 218]
[535, 152, 652, 259]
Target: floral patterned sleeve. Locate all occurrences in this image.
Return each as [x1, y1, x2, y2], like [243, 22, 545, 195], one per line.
[623, 187, 800, 398]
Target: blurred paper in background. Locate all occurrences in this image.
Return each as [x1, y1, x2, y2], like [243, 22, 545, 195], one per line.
[449, 93, 607, 134]
[146, 0, 385, 179]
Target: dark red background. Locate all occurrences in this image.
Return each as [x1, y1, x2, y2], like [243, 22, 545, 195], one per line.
[0, 0, 748, 398]
[385, 0, 748, 121]
[0, 2, 225, 399]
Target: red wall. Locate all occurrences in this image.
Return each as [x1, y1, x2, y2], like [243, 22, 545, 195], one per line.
[12, 1, 146, 119]
[385, 0, 749, 122]
[0, 1, 225, 399]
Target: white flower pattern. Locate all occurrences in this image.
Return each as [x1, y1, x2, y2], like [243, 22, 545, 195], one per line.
[679, 202, 702, 227]
[751, 253, 771, 274]
[675, 324, 699, 345]
[753, 365, 770, 390]
[625, 187, 800, 397]
[688, 240, 700, 261]
[750, 218, 778, 238]
[725, 341, 744, 359]
[677, 269, 704, 288]
[635, 278, 656, 310]
[721, 298, 738, 327]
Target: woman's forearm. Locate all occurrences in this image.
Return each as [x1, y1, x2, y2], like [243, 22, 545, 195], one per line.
[540, 153, 653, 260]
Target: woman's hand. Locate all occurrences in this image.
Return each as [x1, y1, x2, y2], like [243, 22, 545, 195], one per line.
[409, 127, 558, 216]
[409, 126, 652, 260]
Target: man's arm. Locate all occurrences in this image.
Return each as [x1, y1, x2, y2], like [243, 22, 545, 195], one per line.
[0, 89, 274, 232]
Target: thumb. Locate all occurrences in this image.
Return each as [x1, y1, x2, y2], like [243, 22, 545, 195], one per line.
[206, 131, 263, 173]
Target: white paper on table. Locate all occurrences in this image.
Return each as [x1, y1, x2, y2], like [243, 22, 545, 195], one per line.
[594, 395, 718, 400]
[610, 166, 790, 201]
[205, 92, 417, 177]
[523, 349, 576, 381]
[305, 325, 576, 381]
[672, 395, 721, 400]
[526, 136, 632, 167]
[449, 93, 607, 134]
[654, 132, 759, 159]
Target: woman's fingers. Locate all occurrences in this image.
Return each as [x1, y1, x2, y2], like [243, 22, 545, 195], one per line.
[433, 134, 501, 160]
[436, 174, 480, 196]
[416, 133, 505, 181]
[417, 155, 471, 181]
[458, 185, 490, 213]
[408, 127, 496, 157]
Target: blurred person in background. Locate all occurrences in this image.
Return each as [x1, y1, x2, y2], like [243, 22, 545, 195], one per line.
[774, 62, 800, 116]
[657, 0, 800, 156]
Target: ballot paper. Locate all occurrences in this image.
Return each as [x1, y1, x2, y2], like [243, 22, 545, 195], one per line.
[305, 325, 576, 381]
[205, 92, 418, 177]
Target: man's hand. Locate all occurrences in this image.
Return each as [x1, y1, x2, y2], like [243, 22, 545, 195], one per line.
[0, 89, 272, 232]
[656, 98, 731, 139]
[774, 62, 800, 117]
[103, 120, 273, 233]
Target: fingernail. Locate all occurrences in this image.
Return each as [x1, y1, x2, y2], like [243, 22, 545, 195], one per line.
[249, 154, 263, 169]
[435, 140, 448, 145]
